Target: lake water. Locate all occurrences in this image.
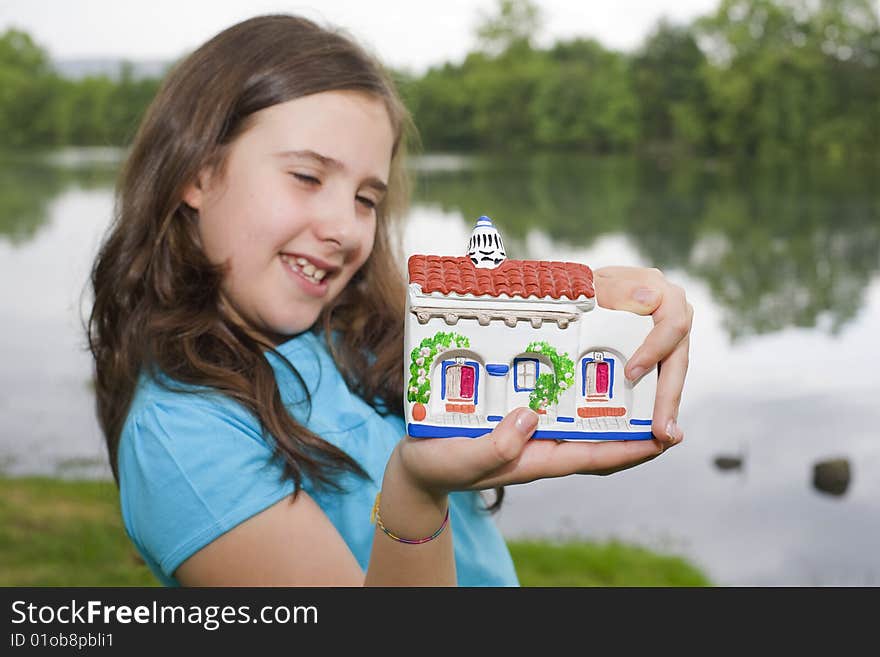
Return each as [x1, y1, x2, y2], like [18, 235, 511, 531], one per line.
[1, 149, 878, 586]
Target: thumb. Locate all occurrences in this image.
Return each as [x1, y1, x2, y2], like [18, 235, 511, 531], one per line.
[396, 407, 539, 492]
[473, 407, 539, 471]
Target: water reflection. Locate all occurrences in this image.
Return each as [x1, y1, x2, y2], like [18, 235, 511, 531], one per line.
[6, 152, 878, 344]
[0, 152, 119, 243]
[415, 154, 880, 341]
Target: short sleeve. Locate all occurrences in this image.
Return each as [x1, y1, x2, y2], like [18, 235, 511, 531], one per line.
[117, 392, 296, 580]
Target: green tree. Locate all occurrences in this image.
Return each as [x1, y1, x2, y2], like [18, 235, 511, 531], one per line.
[467, 48, 546, 151]
[107, 63, 160, 145]
[0, 29, 59, 148]
[475, 0, 544, 55]
[633, 20, 712, 151]
[695, 0, 880, 160]
[0, 28, 163, 148]
[532, 39, 639, 151]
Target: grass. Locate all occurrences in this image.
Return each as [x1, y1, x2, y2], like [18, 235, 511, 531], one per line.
[0, 476, 158, 586]
[509, 539, 711, 586]
[0, 476, 711, 587]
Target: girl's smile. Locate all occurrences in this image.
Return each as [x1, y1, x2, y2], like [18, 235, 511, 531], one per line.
[279, 252, 337, 297]
[182, 90, 395, 339]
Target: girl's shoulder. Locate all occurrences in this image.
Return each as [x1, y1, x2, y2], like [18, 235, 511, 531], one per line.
[117, 369, 296, 585]
[119, 370, 273, 496]
[127, 367, 257, 434]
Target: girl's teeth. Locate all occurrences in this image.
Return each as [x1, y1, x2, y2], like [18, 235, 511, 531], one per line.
[282, 255, 327, 282]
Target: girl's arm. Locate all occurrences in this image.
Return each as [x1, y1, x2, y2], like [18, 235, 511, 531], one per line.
[174, 489, 368, 586]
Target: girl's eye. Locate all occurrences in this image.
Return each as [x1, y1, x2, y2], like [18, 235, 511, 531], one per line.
[356, 195, 377, 210]
[292, 173, 320, 185]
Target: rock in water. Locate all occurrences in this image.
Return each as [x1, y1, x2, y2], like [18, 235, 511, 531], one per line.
[812, 458, 851, 496]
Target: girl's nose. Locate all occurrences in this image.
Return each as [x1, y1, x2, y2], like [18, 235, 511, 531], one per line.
[312, 190, 359, 248]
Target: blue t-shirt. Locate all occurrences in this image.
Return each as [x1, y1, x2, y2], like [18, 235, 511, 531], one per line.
[117, 331, 519, 586]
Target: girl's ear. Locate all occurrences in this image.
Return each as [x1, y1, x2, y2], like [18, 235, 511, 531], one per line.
[182, 168, 212, 210]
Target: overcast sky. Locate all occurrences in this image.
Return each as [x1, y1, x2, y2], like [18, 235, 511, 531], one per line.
[1, 0, 721, 73]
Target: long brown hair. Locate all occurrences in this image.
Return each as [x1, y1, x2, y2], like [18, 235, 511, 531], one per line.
[87, 14, 504, 511]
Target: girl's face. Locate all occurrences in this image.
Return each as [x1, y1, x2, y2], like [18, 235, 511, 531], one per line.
[184, 90, 394, 342]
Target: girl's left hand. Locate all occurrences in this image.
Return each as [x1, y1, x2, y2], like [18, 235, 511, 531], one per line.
[593, 266, 693, 448]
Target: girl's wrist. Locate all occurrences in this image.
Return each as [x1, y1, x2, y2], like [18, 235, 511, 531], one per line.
[389, 438, 448, 504]
[377, 442, 449, 540]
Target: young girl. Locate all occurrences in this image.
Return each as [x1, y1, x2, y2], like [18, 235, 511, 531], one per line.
[88, 14, 692, 586]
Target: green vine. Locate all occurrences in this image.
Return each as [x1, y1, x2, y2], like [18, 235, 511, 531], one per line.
[407, 332, 471, 404]
[523, 341, 575, 411]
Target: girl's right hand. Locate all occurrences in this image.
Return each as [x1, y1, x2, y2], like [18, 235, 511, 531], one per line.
[396, 406, 679, 494]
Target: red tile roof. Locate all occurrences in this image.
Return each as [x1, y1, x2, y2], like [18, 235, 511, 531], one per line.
[408, 255, 594, 300]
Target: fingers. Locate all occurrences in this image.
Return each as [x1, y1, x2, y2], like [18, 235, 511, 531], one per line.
[398, 407, 539, 491]
[594, 266, 692, 380]
[400, 407, 679, 493]
[590, 266, 692, 451]
[626, 293, 692, 381]
[472, 437, 668, 489]
[594, 266, 664, 315]
[652, 333, 689, 446]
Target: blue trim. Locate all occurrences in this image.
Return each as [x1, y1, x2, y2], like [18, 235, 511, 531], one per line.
[557, 416, 575, 423]
[408, 424, 654, 441]
[534, 430, 653, 440]
[513, 357, 539, 391]
[630, 419, 652, 426]
[582, 357, 615, 400]
[486, 364, 509, 376]
[441, 360, 480, 405]
[487, 415, 503, 422]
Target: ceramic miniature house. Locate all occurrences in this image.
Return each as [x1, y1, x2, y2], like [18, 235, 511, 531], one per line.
[404, 216, 657, 441]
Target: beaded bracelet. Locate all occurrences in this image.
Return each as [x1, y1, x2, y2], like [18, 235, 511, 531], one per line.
[370, 492, 450, 545]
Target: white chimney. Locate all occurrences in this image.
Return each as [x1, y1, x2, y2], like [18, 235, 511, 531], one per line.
[466, 215, 507, 269]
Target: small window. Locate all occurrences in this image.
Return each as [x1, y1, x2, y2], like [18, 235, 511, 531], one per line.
[446, 364, 475, 401]
[514, 358, 538, 391]
[583, 355, 615, 400]
[586, 361, 610, 395]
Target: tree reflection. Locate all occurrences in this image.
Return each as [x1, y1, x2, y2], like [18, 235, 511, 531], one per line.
[413, 154, 640, 247]
[5, 151, 879, 341]
[680, 161, 880, 340]
[0, 154, 119, 244]
[413, 154, 880, 340]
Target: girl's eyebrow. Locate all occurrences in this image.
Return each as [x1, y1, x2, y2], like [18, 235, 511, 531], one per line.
[274, 148, 388, 193]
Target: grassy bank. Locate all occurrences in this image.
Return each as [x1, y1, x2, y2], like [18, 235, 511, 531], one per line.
[0, 477, 711, 587]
